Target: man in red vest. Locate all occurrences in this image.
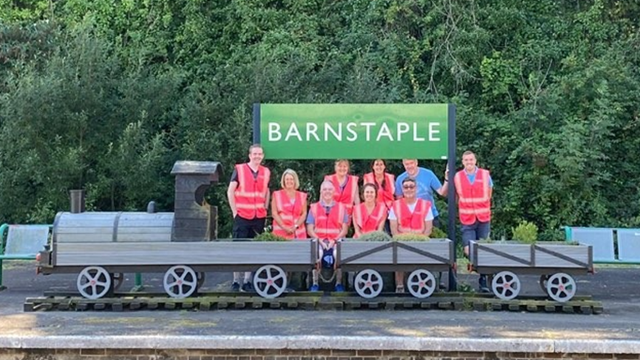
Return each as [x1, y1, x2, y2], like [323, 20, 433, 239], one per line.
[454, 150, 493, 292]
[389, 178, 434, 292]
[306, 180, 349, 292]
[227, 144, 271, 292]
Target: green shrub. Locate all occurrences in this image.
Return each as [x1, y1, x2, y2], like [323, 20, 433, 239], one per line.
[429, 227, 448, 239]
[393, 233, 429, 241]
[254, 232, 288, 242]
[511, 221, 538, 244]
[358, 231, 392, 242]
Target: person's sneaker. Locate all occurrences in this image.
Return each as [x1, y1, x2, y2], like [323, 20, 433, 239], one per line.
[334, 284, 345, 292]
[284, 287, 295, 293]
[310, 284, 320, 292]
[395, 285, 405, 293]
[478, 275, 490, 293]
[231, 282, 240, 292]
[241, 282, 253, 292]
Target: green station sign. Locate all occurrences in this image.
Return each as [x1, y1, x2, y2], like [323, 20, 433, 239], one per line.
[258, 104, 451, 160]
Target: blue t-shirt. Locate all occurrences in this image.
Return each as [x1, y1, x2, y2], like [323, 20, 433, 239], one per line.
[395, 167, 442, 217]
[465, 167, 494, 187]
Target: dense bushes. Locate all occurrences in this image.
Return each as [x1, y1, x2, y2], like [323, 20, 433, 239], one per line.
[1, 0, 639, 239]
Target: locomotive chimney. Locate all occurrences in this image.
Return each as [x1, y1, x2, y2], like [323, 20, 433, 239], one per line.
[69, 189, 85, 213]
[170, 161, 222, 242]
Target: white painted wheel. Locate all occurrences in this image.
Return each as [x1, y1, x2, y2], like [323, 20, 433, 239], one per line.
[77, 266, 112, 300]
[163, 265, 198, 299]
[491, 271, 521, 300]
[407, 269, 437, 298]
[253, 265, 287, 299]
[546, 272, 577, 302]
[354, 269, 383, 299]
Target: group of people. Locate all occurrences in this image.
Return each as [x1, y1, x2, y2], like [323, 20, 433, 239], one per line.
[227, 144, 493, 293]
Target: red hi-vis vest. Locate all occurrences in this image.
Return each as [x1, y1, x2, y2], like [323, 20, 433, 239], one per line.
[393, 198, 431, 233]
[353, 202, 387, 238]
[234, 164, 270, 220]
[310, 202, 347, 241]
[272, 190, 308, 240]
[454, 168, 491, 225]
[324, 174, 359, 215]
[363, 172, 395, 209]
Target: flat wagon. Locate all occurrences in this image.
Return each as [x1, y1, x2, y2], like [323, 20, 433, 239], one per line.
[469, 240, 593, 302]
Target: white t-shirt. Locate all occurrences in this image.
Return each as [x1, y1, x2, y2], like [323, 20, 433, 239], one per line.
[388, 202, 434, 221]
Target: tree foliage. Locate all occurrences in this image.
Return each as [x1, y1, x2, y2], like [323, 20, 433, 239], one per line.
[1, 0, 639, 239]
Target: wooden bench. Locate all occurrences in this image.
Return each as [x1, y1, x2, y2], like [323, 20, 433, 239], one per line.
[564, 226, 640, 264]
[0, 223, 51, 290]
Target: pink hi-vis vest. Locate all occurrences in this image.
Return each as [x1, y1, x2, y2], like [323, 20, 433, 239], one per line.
[310, 202, 347, 241]
[353, 202, 387, 238]
[393, 198, 431, 233]
[363, 172, 395, 209]
[324, 174, 358, 215]
[454, 168, 491, 225]
[234, 164, 270, 219]
[272, 190, 308, 239]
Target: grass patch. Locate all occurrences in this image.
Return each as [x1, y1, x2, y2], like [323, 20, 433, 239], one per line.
[0, 259, 34, 270]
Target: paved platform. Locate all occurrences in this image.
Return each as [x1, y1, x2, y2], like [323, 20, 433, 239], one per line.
[1, 261, 640, 354]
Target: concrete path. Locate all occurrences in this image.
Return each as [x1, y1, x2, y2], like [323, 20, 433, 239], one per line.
[1, 262, 640, 353]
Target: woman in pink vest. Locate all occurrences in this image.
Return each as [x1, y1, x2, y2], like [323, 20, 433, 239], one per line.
[324, 159, 359, 216]
[352, 183, 387, 238]
[362, 159, 395, 210]
[271, 169, 308, 240]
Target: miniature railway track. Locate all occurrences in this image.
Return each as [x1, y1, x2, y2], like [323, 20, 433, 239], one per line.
[24, 291, 603, 314]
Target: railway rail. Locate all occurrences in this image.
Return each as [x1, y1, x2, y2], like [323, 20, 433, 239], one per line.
[24, 291, 603, 314]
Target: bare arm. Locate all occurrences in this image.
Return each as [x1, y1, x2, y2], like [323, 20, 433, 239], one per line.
[227, 181, 238, 218]
[306, 223, 318, 239]
[424, 220, 433, 236]
[436, 181, 448, 197]
[436, 168, 450, 197]
[271, 196, 286, 229]
[265, 191, 270, 212]
[338, 222, 349, 239]
[352, 216, 363, 238]
[297, 197, 308, 229]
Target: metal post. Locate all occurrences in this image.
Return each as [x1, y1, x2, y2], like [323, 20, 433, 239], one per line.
[133, 273, 143, 291]
[447, 104, 458, 291]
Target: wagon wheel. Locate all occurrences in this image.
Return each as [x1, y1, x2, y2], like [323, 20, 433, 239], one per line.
[354, 269, 383, 299]
[197, 272, 206, 288]
[546, 272, 577, 303]
[539, 274, 549, 295]
[491, 271, 521, 300]
[253, 265, 287, 299]
[77, 266, 112, 300]
[407, 269, 437, 299]
[111, 272, 124, 291]
[163, 265, 198, 299]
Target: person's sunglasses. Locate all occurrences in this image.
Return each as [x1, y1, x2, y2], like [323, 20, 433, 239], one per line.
[403, 185, 416, 189]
